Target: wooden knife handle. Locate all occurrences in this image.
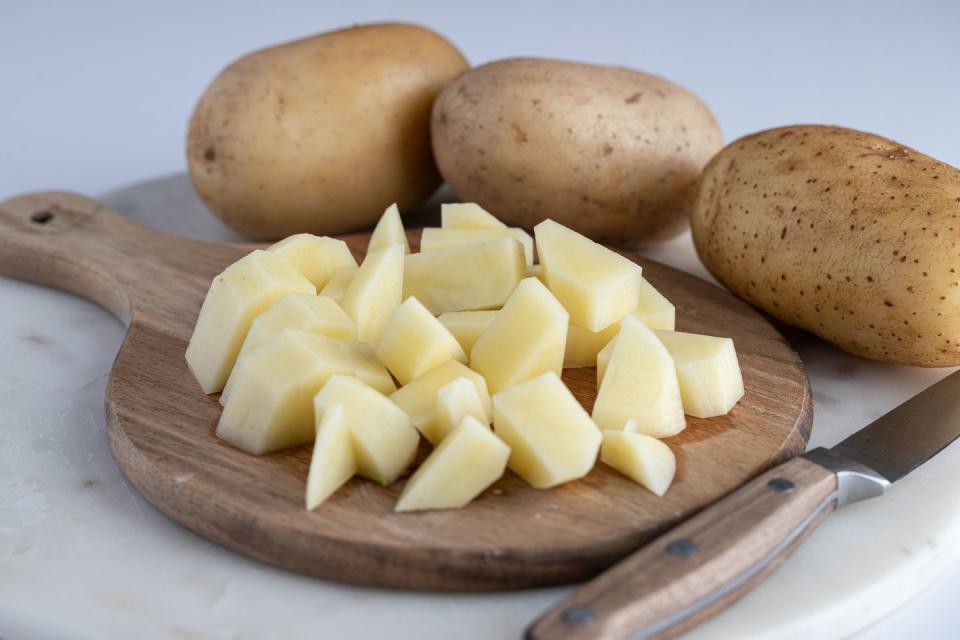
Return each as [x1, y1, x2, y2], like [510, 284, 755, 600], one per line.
[526, 457, 837, 640]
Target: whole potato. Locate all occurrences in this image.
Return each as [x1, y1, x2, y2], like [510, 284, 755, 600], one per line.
[692, 125, 960, 367]
[431, 58, 722, 243]
[188, 23, 468, 239]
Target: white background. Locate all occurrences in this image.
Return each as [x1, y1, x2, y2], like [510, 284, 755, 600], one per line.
[2, 1, 959, 638]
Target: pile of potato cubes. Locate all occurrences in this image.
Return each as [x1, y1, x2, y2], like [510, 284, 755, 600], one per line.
[185, 203, 744, 512]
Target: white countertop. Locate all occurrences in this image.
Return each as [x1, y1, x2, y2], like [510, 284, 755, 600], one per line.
[2, 2, 959, 639]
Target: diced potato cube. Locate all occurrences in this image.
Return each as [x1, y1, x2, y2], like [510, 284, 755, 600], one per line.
[216, 330, 395, 454]
[427, 377, 491, 445]
[403, 238, 525, 314]
[526, 263, 546, 284]
[305, 404, 355, 509]
[535, 219, 642, 331]
[319, 266, 358, 303]
[470, 278, 568, 393]
[268, 234, 357, 289]
[367, 203, 410, 255]
[653, 330, 744, 418]
[601, 429, 676, 496]
[390, 360, 491, 432]
[492, 372, 601, 488]
[438, 310, 498, 354]
[395, 416, 510, 512]
[440, 202, 508, 230]
[186, 250, 314, 394]
[375, 297, 467, 385]
[592, 316, 686, 437]
[597, 336, 615, 386]
[420, 227, 534, 266]
[314, 375, 419, 485]
[635, 278, 675, 331]
[221, 294, 357, 405]
[564, 321, 621, 368]
[340, 244, 404, 345]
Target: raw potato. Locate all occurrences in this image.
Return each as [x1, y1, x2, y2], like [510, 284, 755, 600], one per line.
[593, 315, 686, 436]
[692, 124, 960, 367]
[340, 244, 404, 345]
[441, 203, 508, 230]
[403, 238, 525, 314]
[432, 58, 722, 243]
[396, 415, 510, 512]
[368, 203, 410, 255]
[389, 360, 491, 433]
[375, 296, 467, 385]
[437, 310, 498, 354]
[319, 266, 358, 302]
[217, 330, 395, 454]
[268, 234, 357, 289]
[306, 404, 355, 509]
[527, 263, 546, 284]
[428, 377, 491, 444]
[186, 250, 314, 394]
[420, 227, 535, 266]
[601, 425, 676, 496]
[635, 278, 675, 331]
[314, 375, 419, 485]
[220, 294, 356, 405]
[188, 23, 469, 239]
[654, 330, 744, 418]
[536, 219, 643, 331]
[470, 278, 569, 394]
[492, 372, 601, 489]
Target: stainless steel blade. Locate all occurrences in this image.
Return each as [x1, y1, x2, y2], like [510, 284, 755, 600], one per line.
[830, 369, 960, 482]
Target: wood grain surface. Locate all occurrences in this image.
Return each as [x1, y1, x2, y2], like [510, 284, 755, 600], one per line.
[0, 191, 812, 591]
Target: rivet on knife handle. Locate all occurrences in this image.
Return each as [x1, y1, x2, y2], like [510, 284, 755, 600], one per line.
[525, 457, 839, 640]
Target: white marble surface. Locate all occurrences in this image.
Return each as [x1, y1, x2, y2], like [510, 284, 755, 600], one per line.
[0, 174, 958, 640]
[3, 2, 960, 638]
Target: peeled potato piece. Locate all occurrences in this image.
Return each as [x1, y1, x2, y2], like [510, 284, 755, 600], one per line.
[535, 219, 642, 332]
[314, 375, 419, 486]
[306, 404, 356, 509]
[440, 202, 508, 230]
[634, 278, 675, 331]
[368, 203, 410, 255]
[654, 330, 744, 418]
[493, 372, 601, 489]
[437, 310, 498, 354]
[268, 234, 357, 289]
[470, 277, 569, 394]
[319, 266, 358, 303]
[186, 249, 315, 394]
[375, 296, 467, 385]
[592, 315, 686, 437]
[420, 227, 535, 266]
[216, 330, 395, 455]
[395, 415, 510, 512]
[426, 377, 491, 444]
[390, 360, 491, 434]
[601, 426, 676, 496]
[220, 294, 356, 405]
[340, 244, 404, 345]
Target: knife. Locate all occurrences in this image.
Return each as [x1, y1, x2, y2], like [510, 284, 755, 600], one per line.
[527, 369, 960, 640]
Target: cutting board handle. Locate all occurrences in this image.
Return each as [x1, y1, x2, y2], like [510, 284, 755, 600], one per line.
[526, 457, 837, 640]
[0, 191, 231, 327]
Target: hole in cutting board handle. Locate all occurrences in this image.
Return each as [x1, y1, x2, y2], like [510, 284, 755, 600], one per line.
[30, 210, 55, 225]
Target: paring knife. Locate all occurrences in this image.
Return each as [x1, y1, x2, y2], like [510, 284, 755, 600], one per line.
[527, 370, 960, 640]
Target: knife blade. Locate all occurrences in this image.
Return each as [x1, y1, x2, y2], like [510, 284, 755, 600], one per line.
[527, 370, 960, 640]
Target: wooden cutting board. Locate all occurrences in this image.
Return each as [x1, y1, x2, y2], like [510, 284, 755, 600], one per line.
[0, 191, 811, 591]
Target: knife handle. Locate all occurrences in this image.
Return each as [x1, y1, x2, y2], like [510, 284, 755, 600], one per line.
[526, 457, 838, 640]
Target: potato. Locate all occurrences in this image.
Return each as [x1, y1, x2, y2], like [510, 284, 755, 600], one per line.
[187, 23, 468, 239]
[431, 58, 722, 243]
[692, 125, 960, 366]
[375, 297, 466, 385]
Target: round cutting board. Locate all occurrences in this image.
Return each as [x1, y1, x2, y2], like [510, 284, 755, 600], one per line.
[0, 187, 810, 591]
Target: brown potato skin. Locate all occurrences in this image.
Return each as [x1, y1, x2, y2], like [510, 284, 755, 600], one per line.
[187, 23, 468, 239]
[692, 125, 960, 366]
[431, 58, 722, 244]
